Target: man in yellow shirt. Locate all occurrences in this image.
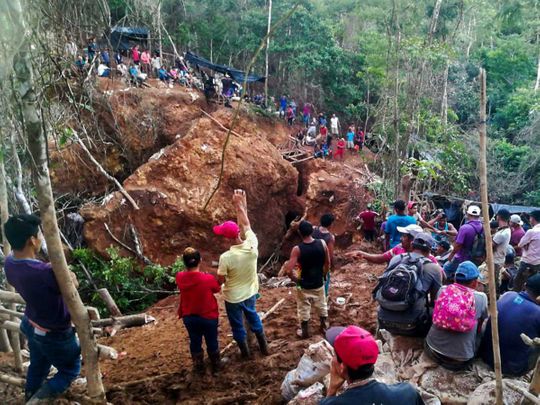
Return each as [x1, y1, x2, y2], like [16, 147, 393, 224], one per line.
[215, 189, 269, 358]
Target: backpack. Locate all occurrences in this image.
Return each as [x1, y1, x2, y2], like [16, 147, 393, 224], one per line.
[470, 225, 486, 265]
[432, 284, 477, 332]
[373, 254, 430, 312]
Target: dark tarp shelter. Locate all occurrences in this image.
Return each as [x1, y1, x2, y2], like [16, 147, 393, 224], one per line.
[422, 192, 540, 227]
[109, 27, 148, 51]
[185, 51, 265, 83]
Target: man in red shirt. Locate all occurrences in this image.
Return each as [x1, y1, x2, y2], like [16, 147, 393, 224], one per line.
[176, 247, 221, 374]
[357, 204, 379, 241]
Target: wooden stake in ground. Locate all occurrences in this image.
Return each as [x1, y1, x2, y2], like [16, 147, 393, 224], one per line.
[478, 67, 503, 405]
[11, 14, 106, 403]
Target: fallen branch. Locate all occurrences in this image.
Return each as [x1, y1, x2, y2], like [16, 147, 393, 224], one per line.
[0, 290, 25, 305]
[504, 381, 540, 405]
[0, 307, 23, 319]
[72, 131, 139, 210]
[104, 223, 152, 265]
[91, 313, 155, 328]
[97, 344, 118, 360]
[129, 224, 153, 265]
[0, 320, 21, 333]
[220, 298, 285, 355]
[0, 373, 25, 387]
[198, 109, 243, 137]
[97, 289, 122, 318]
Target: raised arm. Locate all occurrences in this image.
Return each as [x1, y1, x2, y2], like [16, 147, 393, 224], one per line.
[233, 189, 250, 236]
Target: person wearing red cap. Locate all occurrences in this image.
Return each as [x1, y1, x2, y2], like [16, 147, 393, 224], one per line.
[214, 189, 268, 358]
[322, 326, 423, 404]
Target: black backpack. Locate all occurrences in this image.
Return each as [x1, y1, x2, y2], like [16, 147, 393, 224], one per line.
[470, 226, 486, 265]
[373, 254, 430, 312]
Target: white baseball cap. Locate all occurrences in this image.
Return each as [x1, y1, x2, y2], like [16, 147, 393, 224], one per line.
[396, 224, 423, 237]
[467, 205, 481, 216]
[510, 214, 523, 226]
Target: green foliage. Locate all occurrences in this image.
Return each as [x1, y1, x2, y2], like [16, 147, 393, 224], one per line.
[401, 157, 442, 182]
[71, 247, 182, 314]
[493, 87, 540, 138]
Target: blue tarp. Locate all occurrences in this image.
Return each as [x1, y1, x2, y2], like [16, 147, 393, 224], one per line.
[109, 27, 149, 51]
[185, 51, 265, 83]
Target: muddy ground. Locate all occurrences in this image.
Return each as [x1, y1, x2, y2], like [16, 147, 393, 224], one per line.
[100, 257, 382, 404]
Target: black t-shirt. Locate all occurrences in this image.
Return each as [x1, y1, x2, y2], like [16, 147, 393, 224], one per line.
[298, 239, 325, 290]
[319, 380, 424, 405]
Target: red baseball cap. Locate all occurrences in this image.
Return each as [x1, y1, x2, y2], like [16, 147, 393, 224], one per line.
[213, 221, 240, 239]
[325, 326, 378, 369]
[407, 201, 418, 210]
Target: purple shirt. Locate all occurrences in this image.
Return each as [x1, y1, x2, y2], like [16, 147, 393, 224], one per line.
[511, 226, 526, 256]
[455, 220, 484, 262]
[4, 256, 71, 330]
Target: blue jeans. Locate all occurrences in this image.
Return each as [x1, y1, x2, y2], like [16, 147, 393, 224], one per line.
[225, 295, 263, 343]
[324, 273, 331, 297]
[183, 315, 219, 355]
[20, 317, 81, 396]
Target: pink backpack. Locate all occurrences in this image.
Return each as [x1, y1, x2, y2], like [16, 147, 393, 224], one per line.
[433, 284, 476, 332]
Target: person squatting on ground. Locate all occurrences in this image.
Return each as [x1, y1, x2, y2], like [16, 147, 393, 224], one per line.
[4, 215, 81, 403]
[424, 261, 488, 371]
[375, 232, 443, 337]
[282, 221, 330, 339]
[215, 189, 269, 358]
[176, 247, 221, 375]
[513, 209, 540, 292]
[321, 326, 424, 404]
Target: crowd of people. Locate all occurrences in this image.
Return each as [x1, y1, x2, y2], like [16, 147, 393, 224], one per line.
[278, 94, 368, 161]
[4, 190, 540, 403]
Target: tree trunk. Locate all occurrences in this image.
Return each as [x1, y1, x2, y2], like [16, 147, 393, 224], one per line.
[441, 60, 449, 126]
[535, 34, 540, 93]
[0, 129, 14, 354]
[478, 68, 503, 405]
[264, 0, 272, 105]
[11, 15, 106, 404]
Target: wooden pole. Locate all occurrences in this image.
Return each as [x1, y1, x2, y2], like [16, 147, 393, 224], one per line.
[0, 129, 14, 354]
[11, 15, 106, 402]
[264, 0, 272, 106]
[0, 373, 25, 387]
[479, 67, 503, 405]
[521, 333, 540, 402]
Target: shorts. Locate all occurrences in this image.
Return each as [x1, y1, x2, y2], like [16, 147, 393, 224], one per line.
[347, 140, 354, 148]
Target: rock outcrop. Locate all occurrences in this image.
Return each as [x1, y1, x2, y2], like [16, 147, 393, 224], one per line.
[81, 109, 301, 265]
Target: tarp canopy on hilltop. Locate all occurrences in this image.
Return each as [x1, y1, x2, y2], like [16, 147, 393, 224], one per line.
[185, 51, 266, 83]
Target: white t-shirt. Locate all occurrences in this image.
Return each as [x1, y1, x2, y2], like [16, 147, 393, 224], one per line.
[493, 227, 511, 265]
[330, 116, 339, 130]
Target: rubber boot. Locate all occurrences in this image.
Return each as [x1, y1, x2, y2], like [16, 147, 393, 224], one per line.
[191, 352, 205, 375]
[237, 339, 251, 359]
[208, 351, 222, 374]
[255, 331, 269, 356]
[320, 317, 329, 335]
[299, 321, 309, 339]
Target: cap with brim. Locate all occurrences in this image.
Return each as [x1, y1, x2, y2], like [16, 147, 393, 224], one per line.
[397, 224, 423, 237]
[467, 205, 481, 216]
[510, 214, 523, 226]
[527, 274, 540, 296]
[455, 261, 480, 281]
[413, 232, 434, 247]
[213, 221, 240, 239]
[325, 326, 378, 369]
[407, 201, 418, 210]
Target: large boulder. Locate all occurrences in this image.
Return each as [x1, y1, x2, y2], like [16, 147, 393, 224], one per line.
[81, 110, 300, 266]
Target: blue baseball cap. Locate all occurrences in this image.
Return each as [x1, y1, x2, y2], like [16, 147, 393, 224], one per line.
[455, 261, 480, 281]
